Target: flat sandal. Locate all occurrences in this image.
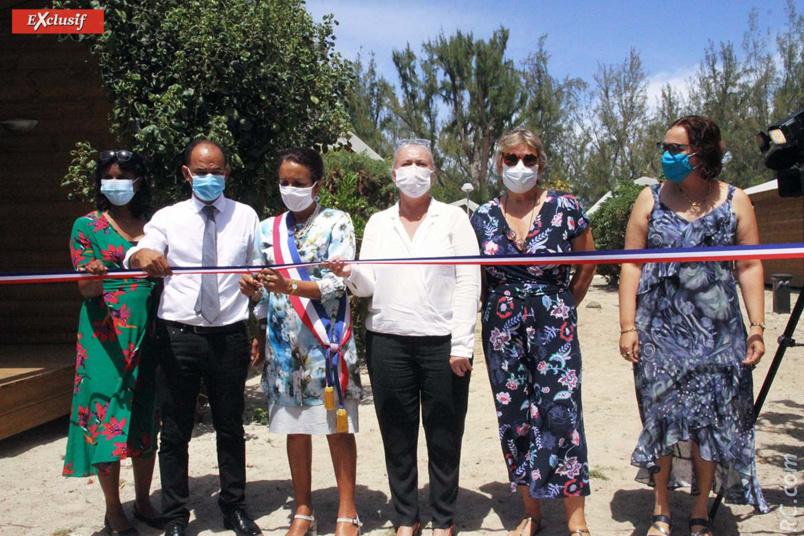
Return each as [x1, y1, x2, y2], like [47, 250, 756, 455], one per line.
[647, 514, 672, 536]
[510, 517, 543, 536]
[569, 530, 591, 536]
[689, 517, 713, 536]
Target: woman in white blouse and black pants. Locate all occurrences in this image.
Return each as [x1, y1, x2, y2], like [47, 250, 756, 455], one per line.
[329, 139, 480, 536]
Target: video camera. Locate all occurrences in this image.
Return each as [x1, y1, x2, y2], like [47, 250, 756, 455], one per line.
[757, 108, 804, 198]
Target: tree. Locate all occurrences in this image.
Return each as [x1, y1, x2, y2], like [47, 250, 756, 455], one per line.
[574, 49, 652, 205]
[772, 0, 804, 120]
[345, 53, 399, 160]
[392, 28, 525, 202]
[519, 35, 587, 191]
[56, 0, 352, 213]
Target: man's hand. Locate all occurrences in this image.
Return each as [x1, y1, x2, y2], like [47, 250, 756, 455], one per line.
[130, 249, 172, 277]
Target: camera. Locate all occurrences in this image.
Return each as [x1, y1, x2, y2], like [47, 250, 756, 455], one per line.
[756, 108, 804, 198]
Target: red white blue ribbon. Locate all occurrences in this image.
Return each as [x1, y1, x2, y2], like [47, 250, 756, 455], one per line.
[1, 243, 803, 285]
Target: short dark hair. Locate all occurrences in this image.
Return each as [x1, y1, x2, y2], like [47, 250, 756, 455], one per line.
[183, 139, 228, 167]
[278, 148, 324, 183]
[94, 151, 152, 218]
[670, 115, 725, 180]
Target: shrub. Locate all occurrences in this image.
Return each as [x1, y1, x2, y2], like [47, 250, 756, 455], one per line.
[589, 180, 644, 286]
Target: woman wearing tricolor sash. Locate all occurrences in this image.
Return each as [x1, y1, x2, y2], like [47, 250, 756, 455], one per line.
[329, 139, 481, 536]
[240, 148, 363, 536]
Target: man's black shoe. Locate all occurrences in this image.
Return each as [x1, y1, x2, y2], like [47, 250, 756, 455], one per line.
[163, 523, 185, 536]
[223, 509, 262, 535]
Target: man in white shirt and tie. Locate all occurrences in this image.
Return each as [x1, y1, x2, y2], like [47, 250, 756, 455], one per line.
[125, 140, 262, 536]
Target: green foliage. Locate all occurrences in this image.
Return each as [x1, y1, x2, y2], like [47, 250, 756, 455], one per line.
[320, 150, 395, 360]
[589, 181, 643, 286]
[250, 407, 269, 426]
[54, 0, 352, 212]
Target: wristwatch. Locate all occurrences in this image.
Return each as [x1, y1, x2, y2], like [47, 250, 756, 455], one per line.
[289, 280, 299, 295]
[749, 321, 766, 330]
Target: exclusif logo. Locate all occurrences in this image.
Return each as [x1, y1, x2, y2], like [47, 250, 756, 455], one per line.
[12, 9, 104, 34]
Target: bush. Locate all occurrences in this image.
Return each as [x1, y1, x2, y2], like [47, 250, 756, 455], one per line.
[55, 0, 353, 213]
[320, 150, 395, 362]
[589, 180, 644, 286]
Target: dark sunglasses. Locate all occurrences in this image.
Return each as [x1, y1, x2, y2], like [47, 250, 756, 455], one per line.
[502, 153, 539, 168]
[99, 150, 136, 164]
[657, 142, 693, 156]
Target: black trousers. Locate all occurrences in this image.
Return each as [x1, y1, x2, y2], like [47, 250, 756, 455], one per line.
[366, 330, 471, 529]
[151, 319, 250, 526]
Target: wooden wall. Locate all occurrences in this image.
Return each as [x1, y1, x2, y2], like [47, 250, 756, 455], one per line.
[749, 188, 804, 288]
[0, 0, 115, 347]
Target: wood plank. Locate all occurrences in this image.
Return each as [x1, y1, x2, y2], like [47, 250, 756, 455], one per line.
[0, 391, 72, 441]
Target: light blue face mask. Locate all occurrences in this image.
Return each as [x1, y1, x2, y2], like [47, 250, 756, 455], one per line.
[661, 151, 697, 183]
[191, 173, 226, 202]
[100, 178, 139, 206]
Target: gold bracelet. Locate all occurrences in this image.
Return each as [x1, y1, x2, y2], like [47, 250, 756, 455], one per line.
[749, 321, 766, 330]
[620, 327, 637, 334]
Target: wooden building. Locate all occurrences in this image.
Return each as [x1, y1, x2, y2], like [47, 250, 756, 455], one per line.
[745, 180, 804, 288]
[0, 0, 115, 440]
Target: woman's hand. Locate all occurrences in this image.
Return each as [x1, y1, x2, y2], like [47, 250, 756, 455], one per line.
[450, 356, 473, 377]
[259, 268, 290, 294]
[251, 334, 266, 369]
[239, 273, 262, 299]
[743, 331, 765, 365]
[325, 257, 352, 278]
[619, 330, 639, 363]
[78, 258, 108, 276]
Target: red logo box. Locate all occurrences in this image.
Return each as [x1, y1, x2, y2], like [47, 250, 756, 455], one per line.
[12, 9, 104, 34]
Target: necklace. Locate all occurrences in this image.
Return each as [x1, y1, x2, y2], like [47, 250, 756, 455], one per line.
[503, 192, 540, 249]
[678, 181, 712, 211]
[295, 203, 321, 238]
[399, 198, 430, 222]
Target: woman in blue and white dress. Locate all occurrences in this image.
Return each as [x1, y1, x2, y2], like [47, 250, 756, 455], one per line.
[619, 116, 768, 536]
[240, 148, 363, 536]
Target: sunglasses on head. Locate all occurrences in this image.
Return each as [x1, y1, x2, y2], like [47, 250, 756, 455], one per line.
[99, 150, 135, 164]
[502, 153, 539, 168]
[657, 142, 693, 156]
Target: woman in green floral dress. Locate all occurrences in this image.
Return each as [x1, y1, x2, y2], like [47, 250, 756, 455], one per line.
[62, 150, 163, 534]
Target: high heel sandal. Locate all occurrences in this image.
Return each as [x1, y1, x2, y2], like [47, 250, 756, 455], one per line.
[291, 511, 318, 536]
[397, 522, 422, 536]
[510, 517, 543, 536]
[568, 530, 591, 536]
[336, 514, 363, 536]
[647, 514, 671, 536]
[689, 517, 713, 536]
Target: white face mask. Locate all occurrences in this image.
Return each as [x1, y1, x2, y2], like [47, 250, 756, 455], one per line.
[502, 162, 539, 194]
[394, 165, 432, 199]
[101, 178, 139, 206]
[279, 184, 315, 212]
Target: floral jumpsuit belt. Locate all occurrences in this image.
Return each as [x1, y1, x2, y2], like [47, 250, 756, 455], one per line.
[481, 283, 590, 499]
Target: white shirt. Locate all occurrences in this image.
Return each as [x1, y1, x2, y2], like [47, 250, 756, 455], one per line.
[346, 199, 481, 357]
[124, 195, 261, 326]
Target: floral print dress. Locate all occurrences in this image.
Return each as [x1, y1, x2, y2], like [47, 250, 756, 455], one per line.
[63, 212, 159, 477]
[255, 208, 363, 407]
[471, 191, 591, 499]
[632, 184, 768, 511]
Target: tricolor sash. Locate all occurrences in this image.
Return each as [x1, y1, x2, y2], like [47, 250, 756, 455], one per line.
[272, 212, 352, 430]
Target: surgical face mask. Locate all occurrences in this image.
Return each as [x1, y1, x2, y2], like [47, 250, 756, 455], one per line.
[191, 173, 226, 202]
[394, 165, 432, 198]
[280, 184, 316, 212]
[502, 162, 539, 194]
[661, 151, 697, 183]
[101, 178, 139, 206]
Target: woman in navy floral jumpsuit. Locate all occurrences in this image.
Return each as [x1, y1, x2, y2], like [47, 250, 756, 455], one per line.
[472, 128, 596, 536]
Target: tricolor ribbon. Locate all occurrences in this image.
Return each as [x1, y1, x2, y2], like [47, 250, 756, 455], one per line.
[1, 243, 803, 285]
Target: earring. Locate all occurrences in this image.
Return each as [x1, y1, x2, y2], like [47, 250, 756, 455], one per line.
[314, 194, 320, 202]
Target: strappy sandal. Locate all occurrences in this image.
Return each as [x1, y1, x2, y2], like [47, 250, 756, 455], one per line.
[336, 514, 363, 536]
[509, 517, 543, 536]
[290, 511, 317, 536]
[689, 517, 713, 536]
[647, 515, 671, 536]
[568, 530, 591, 536]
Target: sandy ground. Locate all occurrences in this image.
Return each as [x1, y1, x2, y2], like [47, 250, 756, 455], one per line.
[1, 276, 802, 536]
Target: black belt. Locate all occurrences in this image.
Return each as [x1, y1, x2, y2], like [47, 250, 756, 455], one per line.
[159, 319, 246, 335]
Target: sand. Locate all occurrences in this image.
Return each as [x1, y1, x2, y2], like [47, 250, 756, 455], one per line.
[1, 277, 802, 536]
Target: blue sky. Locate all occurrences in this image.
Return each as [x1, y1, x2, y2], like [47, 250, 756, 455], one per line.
[306, 0, 800, 105]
